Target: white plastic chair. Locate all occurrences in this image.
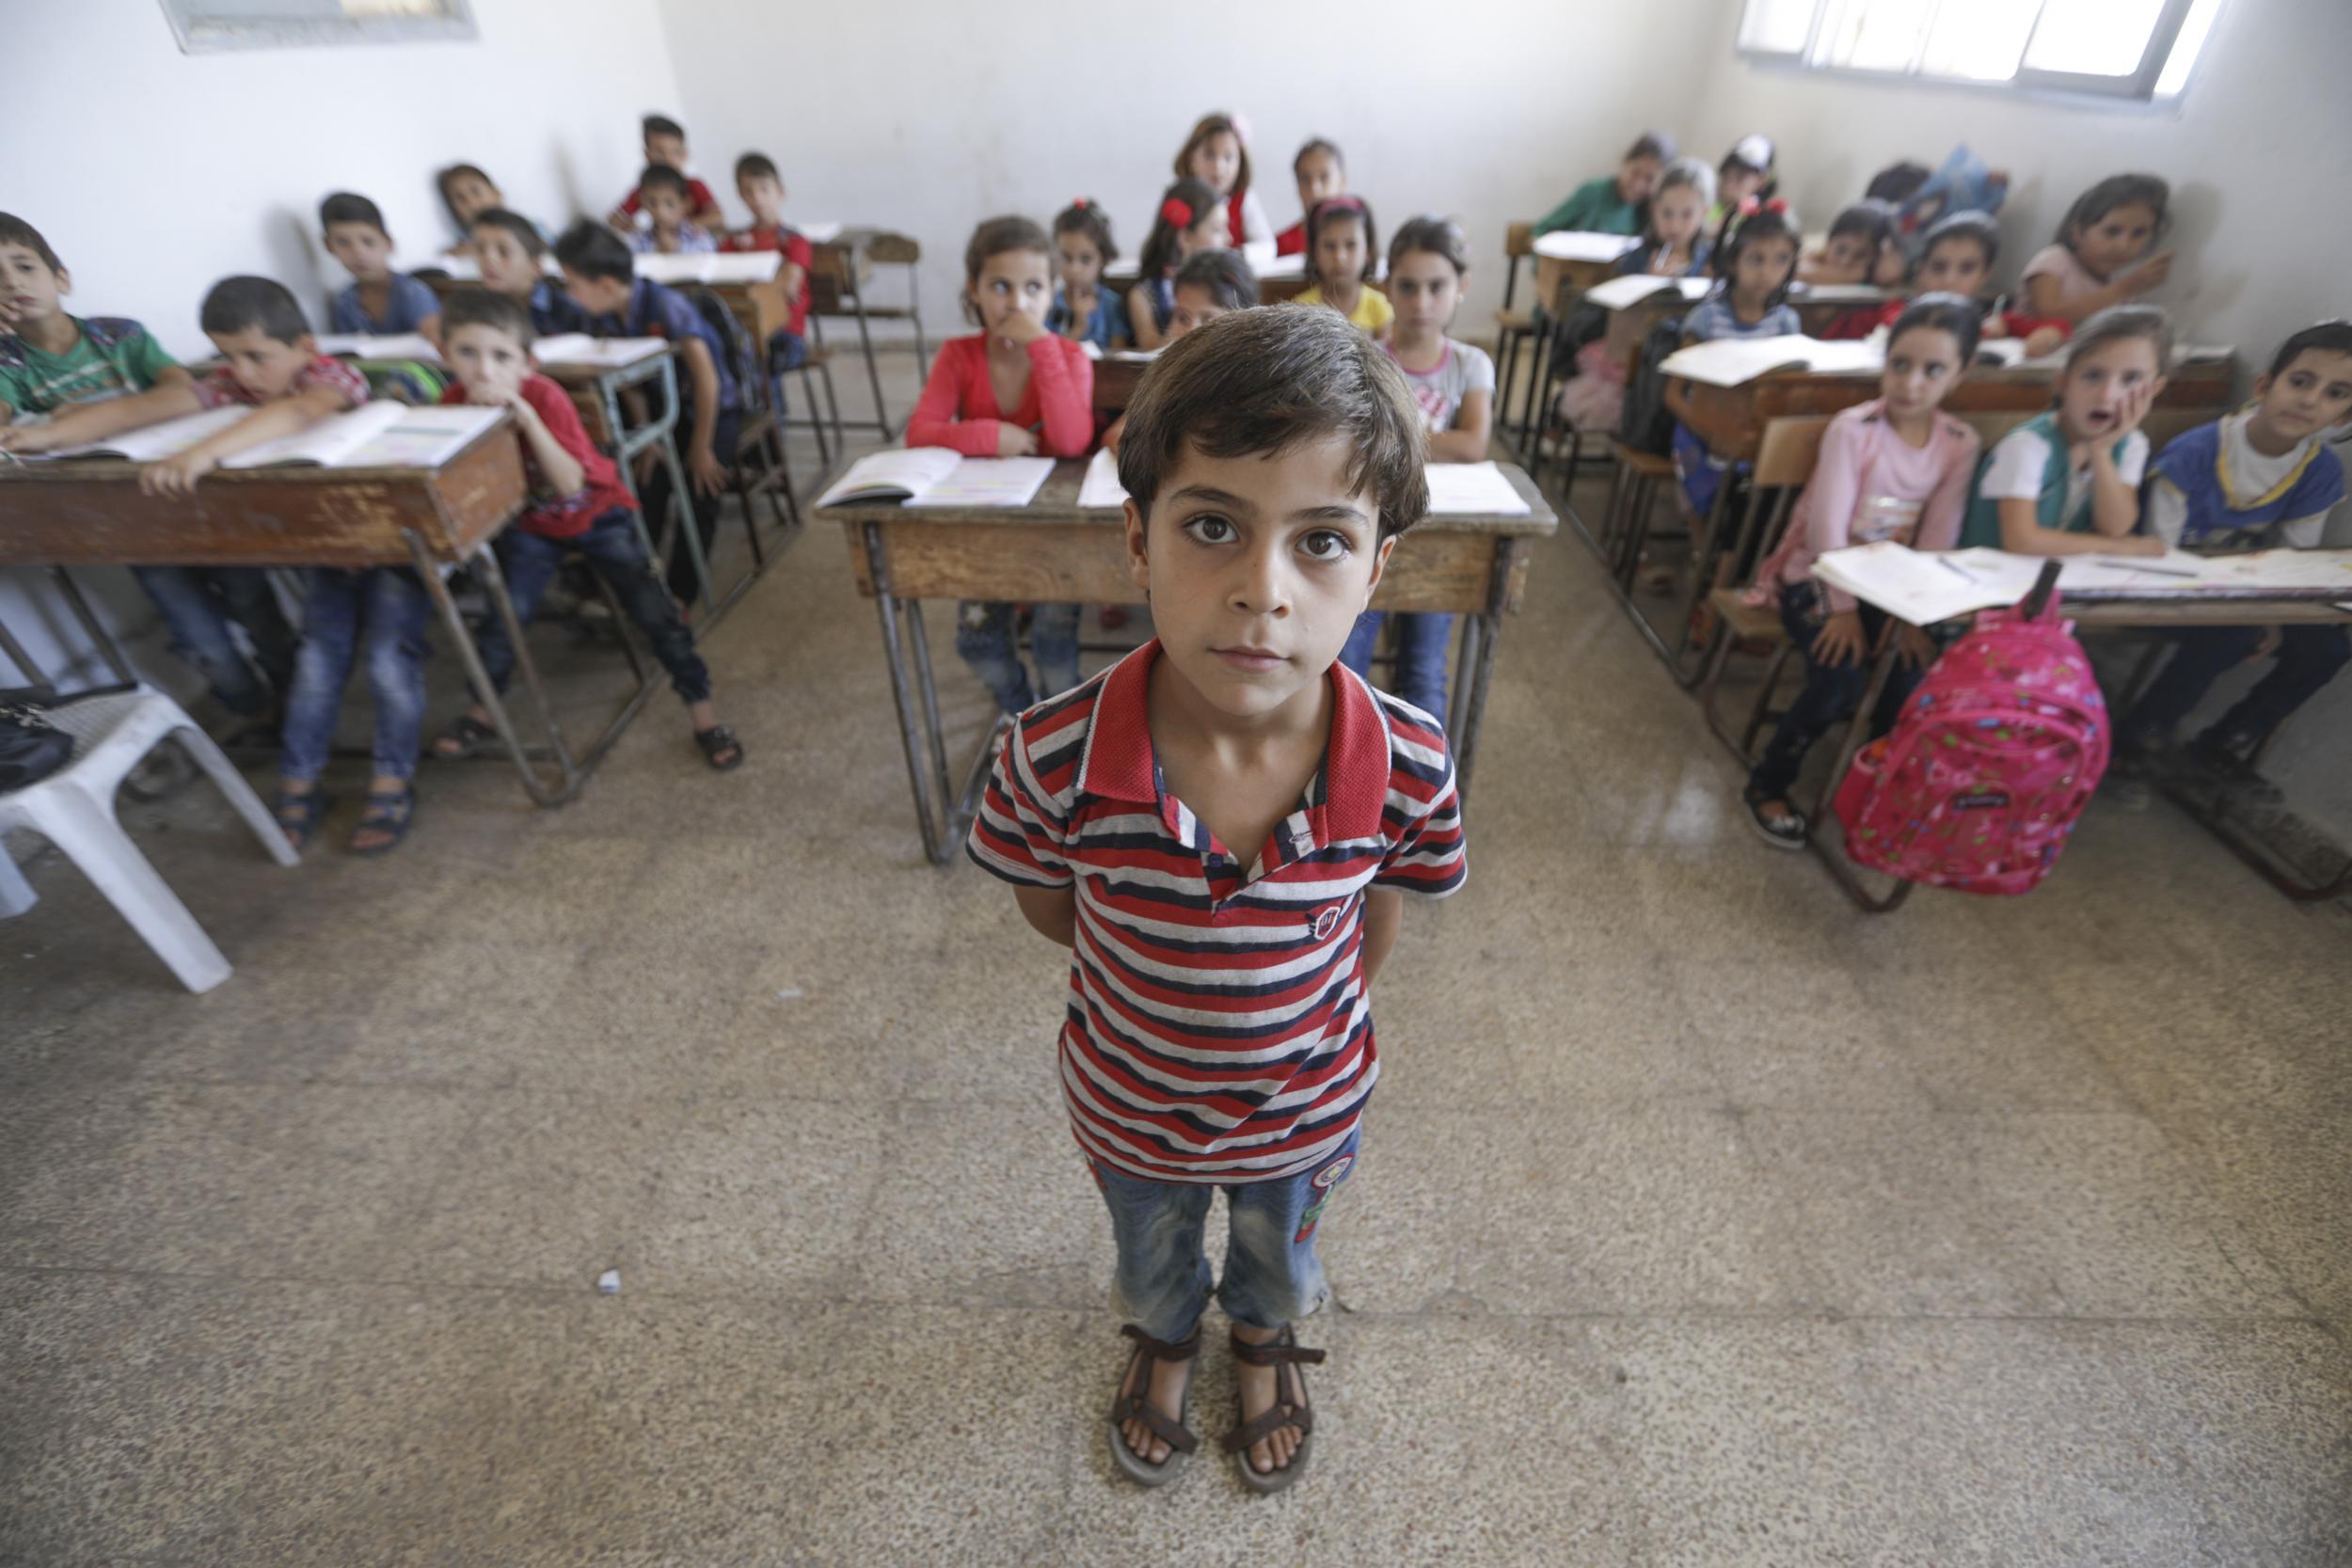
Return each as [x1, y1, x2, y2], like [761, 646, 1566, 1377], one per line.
[0, 684, 296, 993]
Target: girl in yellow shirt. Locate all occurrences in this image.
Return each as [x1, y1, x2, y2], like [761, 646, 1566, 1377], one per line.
[1294, 196, 1391, 341]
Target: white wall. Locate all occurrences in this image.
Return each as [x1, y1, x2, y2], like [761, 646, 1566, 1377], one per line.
[652, 0, 1724, 333]
[2, 0, 685, 690]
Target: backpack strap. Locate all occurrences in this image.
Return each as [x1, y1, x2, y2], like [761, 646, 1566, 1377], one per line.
[2018, 559, 2063, 621]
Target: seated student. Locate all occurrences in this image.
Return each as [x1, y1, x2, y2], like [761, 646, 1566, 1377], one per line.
[1276, 138, 1344, 259]
[1046, 199, 1130, 352]
[1535, 131, 1673, 236]
[721, 152, 815, 375]
[1295, 197, 1392, 341]
[1339, 216, 1495, 721]
[627, 166, 717, 256]
[906, 215, 1094, 716]
[1173, 111, 1270, 254]
[1101, 248, 1259, 455]
[437, 164, 540, 257]
[2114, 320, 2352, 782]
[318, 192, 442, 344]
[553, 219, 740, 607]
[1737, 296, 1985, 847]
[1668, 203, 1802, 522]
[1127, 179, 1228, 351]
[968, 305, 1462, 1493]
[2020, 173, 2172, 327]
[1815, 211, 2065, 358]
[607, 114, 726, 235]
[0, 217, 296, 740]
[1614, 157, 1715, 278]
[468, 208, 580, 336]
[431, 290, 742, 771]
[1960, 304, 2170, 558]
[1798, 198, 1902, 289]
[1708, 134, 1775, 230]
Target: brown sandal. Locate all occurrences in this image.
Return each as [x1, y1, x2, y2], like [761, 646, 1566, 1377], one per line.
[1223, 1324, 1325, 1494]
[1106, 1323, 1200, 1486]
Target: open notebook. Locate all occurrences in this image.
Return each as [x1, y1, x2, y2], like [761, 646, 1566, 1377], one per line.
[316, 332, 442, 361]
[1532, 231, 1643, 265]
[530, 335, 668, 369]
[40, 401, 501, 469]
[1075, 452, 1529, 517]
[1580, 274, 1712, 311]
[816, 450, 1055, 510]
[631, 251, 781, 285]
[1814, 541, 2352, 625]
[1656, 334, 1886, 388]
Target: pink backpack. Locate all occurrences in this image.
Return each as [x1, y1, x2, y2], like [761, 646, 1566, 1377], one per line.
[1831, 565, 2108, 896]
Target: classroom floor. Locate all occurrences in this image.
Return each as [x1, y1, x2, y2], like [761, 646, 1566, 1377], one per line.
[4, 346, 2349, 1567]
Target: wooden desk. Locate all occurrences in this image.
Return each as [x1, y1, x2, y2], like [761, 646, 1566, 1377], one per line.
[817, 461, 1559, 863]
[1091, 355, 1149, 416]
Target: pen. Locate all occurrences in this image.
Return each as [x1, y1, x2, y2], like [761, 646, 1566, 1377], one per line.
[2100, 559, 2201, 578]
[1934, 557, 1976, 582]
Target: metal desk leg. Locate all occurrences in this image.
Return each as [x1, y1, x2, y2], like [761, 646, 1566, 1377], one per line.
[866, 523, 950, 863]
[902, 595, 957, 831]
[49, 568, 135, 682]
[1804, 639, 1915, 914]
[0, 610, 50, 684]
[409, 532, 575, 808]
[1451, 537, 1520, 803]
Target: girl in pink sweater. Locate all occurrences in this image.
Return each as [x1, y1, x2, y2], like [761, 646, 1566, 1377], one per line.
[1740, 294, 1983, 848]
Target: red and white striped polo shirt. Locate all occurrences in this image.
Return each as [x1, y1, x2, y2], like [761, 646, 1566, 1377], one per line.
[967, 640, 1467, 1184]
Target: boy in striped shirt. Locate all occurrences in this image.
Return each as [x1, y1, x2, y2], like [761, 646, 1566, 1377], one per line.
[968, 307, 1465, 1492]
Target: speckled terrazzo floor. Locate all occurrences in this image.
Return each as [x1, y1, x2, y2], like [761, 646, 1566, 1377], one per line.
[3, 348, 2349, 1567]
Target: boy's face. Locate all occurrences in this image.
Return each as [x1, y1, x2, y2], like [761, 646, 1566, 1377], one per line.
[1650, 183, 1704, 248]
[2058, 336, 2166, 439]
[642, 185, 691, 232]
[324, 221, 393, 281]
[470, 225, 542, 296]
[445, 172, 501, 226]
[739, 173, 785, 225]
[561, 267, 632, 316]
[1168, 282, 1231, 338]
[1387, 250, 1459, 339]
[2252, 348, 2352, 445]
[1821, 230, 1875, 279]
[1312, 215, 1365, 284]
[1056, 230, 1103, 291]
[644, 132, 688, 170]
[1, 241, 66, 326]
[1189, 132, 1241, 196]
[970, 247, 1053, 333]
[2074, 201, 2159, 277]
[1122, 434, 1393, 722]
[444, 322, 532, 402]
[1916, 237, 1991, 297]
[1295, 150, 1343, 213]
[207, 325, 315, 401]
[1618, 154, 1662, 205]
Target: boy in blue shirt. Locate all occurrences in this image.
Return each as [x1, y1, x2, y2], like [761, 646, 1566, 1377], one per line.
[319, 192, 442, 345]
[2118, 321, 2352, 790]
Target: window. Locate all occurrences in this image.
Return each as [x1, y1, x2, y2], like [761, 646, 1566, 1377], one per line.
[1737, 0, 2222, 103]
[159, 0, 477, 55]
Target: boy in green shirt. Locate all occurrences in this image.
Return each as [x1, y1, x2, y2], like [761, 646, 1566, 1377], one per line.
[1534, 131, 1673, 237]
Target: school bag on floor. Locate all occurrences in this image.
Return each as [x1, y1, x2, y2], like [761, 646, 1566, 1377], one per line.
[1831, 562, 2108, 896]
[1615, 313, 1687, 457]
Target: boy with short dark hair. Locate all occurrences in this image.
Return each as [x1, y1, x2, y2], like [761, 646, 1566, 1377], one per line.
[607, 114, 725, 234]
[431, 289, 741, 770]
[721, 151, 813, 374]
[2118, 320, 2352, 786]
[626, 166, 716, 256]
[967, 307, 1464, 1493]
[553, 219, 739, 605]
[0, 219, 297, 738]
[465, 209, 579, 336]
[318, 191, 442, 344]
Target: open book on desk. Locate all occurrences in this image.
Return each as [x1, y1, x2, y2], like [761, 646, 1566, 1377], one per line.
[1657, 334, 1884, 388]
[816, 450, 1056, 510]
[1581, 274, 1711, 311]
[1814, 542, 2352, 625]
[1532, 230, 1643, 265]
[316, 332, 443, 362]
[531, 335, 669, 370]
[632, 251, 781, 285]
[1074, 451, 1528, 517]
[1788, 281, 1895, 307]
[37, 400, 496, 469]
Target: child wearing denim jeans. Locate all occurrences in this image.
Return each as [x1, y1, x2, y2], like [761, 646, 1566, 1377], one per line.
[429, 291, 742, 771]
[967, 308, 1464, 1492]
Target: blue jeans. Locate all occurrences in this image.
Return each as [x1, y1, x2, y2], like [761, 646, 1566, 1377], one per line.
[479, 512, 712, 704]
[280, 568, 431, 784]
[2122, 624, 2351, 750]
[1339, 610, 1454, 722]
[768, 329, 808, 420]
[956, 600, 1082, 715]
[130, 564, 297, 718]
[1088, 1127, 1362, 1342]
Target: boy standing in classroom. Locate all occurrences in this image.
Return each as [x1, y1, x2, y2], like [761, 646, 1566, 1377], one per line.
[967, 307, 1464, 1493]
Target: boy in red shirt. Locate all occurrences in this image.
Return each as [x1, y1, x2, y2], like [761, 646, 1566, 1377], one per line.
[607, 114, 725, 235]
[720, 151, 814, 372]
[432, 290, 742, 771]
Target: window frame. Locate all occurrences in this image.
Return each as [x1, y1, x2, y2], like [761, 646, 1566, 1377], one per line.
[1736, 0, 2212, 106]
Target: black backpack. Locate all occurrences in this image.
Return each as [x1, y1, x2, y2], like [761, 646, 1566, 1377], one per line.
[1616, 312, 1686, 456]
[678, 285, 762, 420]
[0, 688, 74, 793]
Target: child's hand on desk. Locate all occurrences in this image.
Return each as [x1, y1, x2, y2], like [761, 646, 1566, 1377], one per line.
[1810, 610, 1867, 667]
[996, 424, 1040, 458]
[0, 422, 62, 454]
[141, 449, 218, 497]
[689, 443, 727, 497]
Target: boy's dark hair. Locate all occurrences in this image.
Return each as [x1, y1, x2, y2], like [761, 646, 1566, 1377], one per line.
[1303, 196, 1378, 285]
[642, 114, 685, 142]
[199, 276, 310, 344]
[736, 151, 780, 184]
[1172, 112, 1252, 198]
[1829, 198, 1899, 249]
[435, 164, 494, 226]
[638, 165, 691, 201]
[1625, 130, 1677, 164]
[1388, 214, 1470, 279]
[1139, 178, 1220, 279]
[1888, 291, 1983, 365]
[554, 219, 635, 283]
[1915, 209, 2000, 278]
[470, 207, 547, 258]
[1053, 199, 1119, 266]
[2058, 173, 2170, 249]
[1709, 204, 1801, 306]
[960, 215, 1053, 325]
[439, 286, 535, 347]
[1293, 136, 1343, 176]
[2268, 319, 2352, 378]
[0, 213, 62, 272]
[1864, 162, 1931, 206]
[1172, 247, 1257, 310]
[318, 191, 387, 234]
[2068, 303, 2173, 372]
[1115, 306, 1429, 544]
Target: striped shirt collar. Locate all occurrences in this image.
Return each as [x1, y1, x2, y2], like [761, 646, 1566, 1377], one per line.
[1075, 639, 1395, 851]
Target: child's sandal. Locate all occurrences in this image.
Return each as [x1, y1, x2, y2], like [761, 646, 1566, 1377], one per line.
[1224, 1324, 1325, 1495]
[273, 787, 333, 853]
[348, 785, 417, 858]
[694, 724, 744, 771]
[1107, 1323, 1200, 1487]
[431, 713, 499, 760]
[1742, 785, 1808, 850]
